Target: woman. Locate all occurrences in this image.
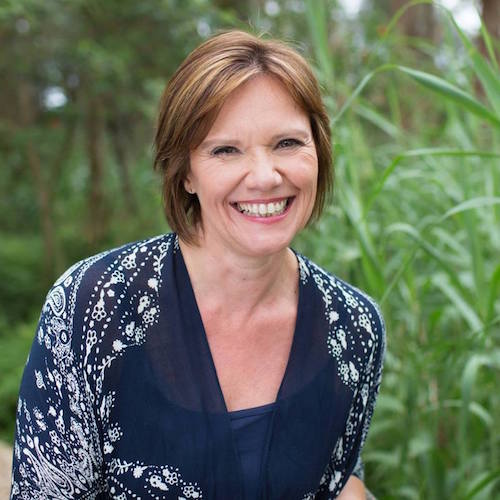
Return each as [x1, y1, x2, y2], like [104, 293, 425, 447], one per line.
[11, 31, 385, 499]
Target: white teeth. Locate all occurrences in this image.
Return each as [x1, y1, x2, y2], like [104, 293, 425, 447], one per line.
[236, 199, 288, 217]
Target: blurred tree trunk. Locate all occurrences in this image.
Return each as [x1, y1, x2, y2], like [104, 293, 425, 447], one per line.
[85, 98, 107, 246]
[18, 83, 61, 280]
[390, 0, 439, 42]
[51, 116, 77, 186]
[107, 117, 137, 215]
[481, 0, 500, 39]
[479, 0, 500, 58]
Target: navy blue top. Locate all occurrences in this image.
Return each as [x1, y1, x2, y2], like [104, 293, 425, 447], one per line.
[10, 233, 385, 499]
[229, 402, 277, 500]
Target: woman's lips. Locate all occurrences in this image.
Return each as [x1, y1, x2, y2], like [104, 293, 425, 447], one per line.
[231, 197, 293, 218]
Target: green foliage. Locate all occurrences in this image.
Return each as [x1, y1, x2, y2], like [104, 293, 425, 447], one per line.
[0, 317, 36, 442]
[295, 0, 500, 497]
[1, 0, 499, 498]
[0, 235, 45, 323]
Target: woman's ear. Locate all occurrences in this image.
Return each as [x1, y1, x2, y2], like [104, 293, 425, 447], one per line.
[184, 178, 195, 194]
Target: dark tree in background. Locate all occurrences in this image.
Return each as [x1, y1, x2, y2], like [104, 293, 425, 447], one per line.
[481, 0, 500, 39]
[480, 0, 500, 59]
[0, 0, 227, 282]
[391, 0, 439, 41]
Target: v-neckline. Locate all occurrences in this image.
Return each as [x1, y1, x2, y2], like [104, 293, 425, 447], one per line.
[176, 240, 304, 415]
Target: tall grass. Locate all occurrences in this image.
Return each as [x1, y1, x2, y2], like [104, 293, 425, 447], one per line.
[296, 1, 500, 498]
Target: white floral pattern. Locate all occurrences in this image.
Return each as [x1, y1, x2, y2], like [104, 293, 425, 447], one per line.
[11, 235, 204, 499]
[11, 234, 385, 499]
[297, 256, 385, 498]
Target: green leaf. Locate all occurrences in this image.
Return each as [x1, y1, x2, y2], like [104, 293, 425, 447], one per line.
[464, 469, 500, 499]
[397, 66, 500, 129]
[355, 102, 401, 138]
[486, 264, 500, 324]
[427, 399, 493, 429]
[460, 352, 500, 438]
[479, 20, 499, 72]
[440, 197, 500, 221]
[365, 150, 500, 217]
[385, 223, 471, 301]
[305, 0, 334, 87]
[447, 12, 500, 115]
[333, 67, 385, 124]
[432, 273, 483, 332]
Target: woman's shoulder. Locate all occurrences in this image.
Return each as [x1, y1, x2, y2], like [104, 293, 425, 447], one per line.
[37, 233, 176, 361]
[41, 233, 176, 330]
[50, 233, 176, 293]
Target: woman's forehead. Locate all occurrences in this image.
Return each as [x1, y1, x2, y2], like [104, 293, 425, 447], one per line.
[202, 75, 309, 137]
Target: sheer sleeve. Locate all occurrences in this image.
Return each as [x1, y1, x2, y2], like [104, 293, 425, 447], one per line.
[351, 455, 364, 481]
[336, 302, 385, 495]
[10, 263, 105, 499]
[312, 299, 386, 499]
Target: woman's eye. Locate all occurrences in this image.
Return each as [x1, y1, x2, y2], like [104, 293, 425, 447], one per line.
[211, 146, 238, 156]
[276, 138, 303, 149]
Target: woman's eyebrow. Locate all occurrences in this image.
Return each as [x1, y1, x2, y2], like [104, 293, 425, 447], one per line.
[270, 129, 311, 141]
[198, 138, 244, 149]
[199, 129, 311, 149]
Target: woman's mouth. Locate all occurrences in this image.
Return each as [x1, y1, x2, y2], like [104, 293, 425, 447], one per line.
[232, 197, 293, 218]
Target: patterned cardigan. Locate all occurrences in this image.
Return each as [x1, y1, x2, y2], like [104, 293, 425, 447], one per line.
[10, 233, 385, 499]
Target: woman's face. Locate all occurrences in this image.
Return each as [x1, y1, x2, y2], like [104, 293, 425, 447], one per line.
[186, 74, 318, 258]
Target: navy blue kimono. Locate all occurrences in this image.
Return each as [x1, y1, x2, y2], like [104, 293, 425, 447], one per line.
[10, 233, 385, 499]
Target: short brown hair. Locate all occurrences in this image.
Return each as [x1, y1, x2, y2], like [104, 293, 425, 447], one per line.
[153, 30, 332, 243]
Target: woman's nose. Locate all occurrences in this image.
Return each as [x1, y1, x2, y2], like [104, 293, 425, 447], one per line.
[244, 151, 282, 191]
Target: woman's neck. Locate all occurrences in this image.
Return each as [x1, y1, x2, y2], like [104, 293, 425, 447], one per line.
[178, 236, 298, 317]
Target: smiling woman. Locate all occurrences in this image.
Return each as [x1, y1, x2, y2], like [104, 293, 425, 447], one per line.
[185, 74, 318, 258]
[154, 31, 333, 246]
[10, 31, 385, 499]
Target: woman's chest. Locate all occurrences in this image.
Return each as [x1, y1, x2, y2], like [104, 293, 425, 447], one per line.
[202, 311, 296, 411]
[100, 348, 354, 500]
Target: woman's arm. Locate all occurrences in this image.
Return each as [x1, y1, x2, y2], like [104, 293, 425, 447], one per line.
[323, 294, 386, 499]
[337, 475, 366, 499]
[10, 270, 104, 498]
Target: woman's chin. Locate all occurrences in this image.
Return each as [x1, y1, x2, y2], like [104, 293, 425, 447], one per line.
[233, 232, 293, 258]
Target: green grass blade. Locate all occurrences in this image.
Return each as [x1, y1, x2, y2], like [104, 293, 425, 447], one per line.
[486, 264, 500, 324]
[397, 66, 500, 128]
[460, 352, 500, 475]
[464, 469, 500, 499]
[380, 249, 417, 306]
[467, 402, 493, 429]
[364, 150, 500, 217]
[333, 68, 380, 124]
[337, 62, 500, 129]
[385, 223, 470, 301]
[379, 0, 434, 42]
[304, 0, 334, 87]
[432, 273, 483, 332]
[355, 102, 401, 138]
[447, 12, 500, 115]
[427, 400, 493, 429]
[363, 450, 400, 469]
[338, 184, 384, 293]
[479, 20, 499, 72]
[439, 196, 500, 221]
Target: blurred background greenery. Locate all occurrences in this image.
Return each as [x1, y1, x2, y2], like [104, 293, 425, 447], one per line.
[0, 0, 499, 498]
